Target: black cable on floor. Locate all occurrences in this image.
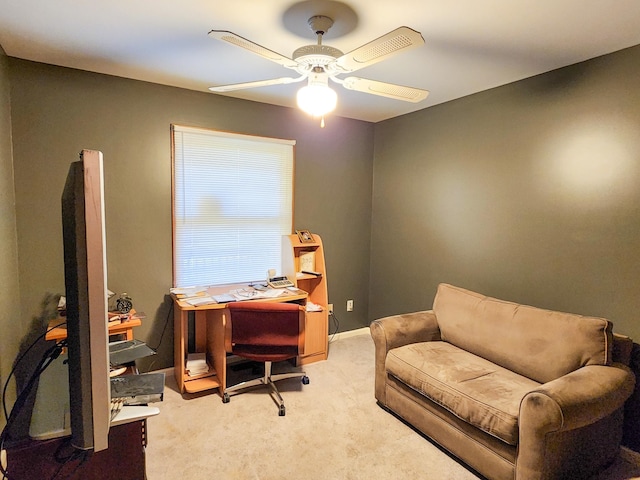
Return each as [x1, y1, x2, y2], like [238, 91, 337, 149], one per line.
[328, 311, 340, 343]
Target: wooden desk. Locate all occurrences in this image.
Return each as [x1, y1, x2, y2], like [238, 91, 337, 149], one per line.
[171, 284, 307, 396]
[46, 317, 142, 342]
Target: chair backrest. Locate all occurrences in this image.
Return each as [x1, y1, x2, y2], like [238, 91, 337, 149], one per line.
[226, 302, 305, 361]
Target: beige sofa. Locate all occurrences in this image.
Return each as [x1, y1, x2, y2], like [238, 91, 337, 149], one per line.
[370, 283, 635, 480]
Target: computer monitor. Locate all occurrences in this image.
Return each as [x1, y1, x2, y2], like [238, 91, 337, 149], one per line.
[61, 149, 111, 451]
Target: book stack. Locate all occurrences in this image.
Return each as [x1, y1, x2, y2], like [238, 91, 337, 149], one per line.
[186, 352, 210, 376]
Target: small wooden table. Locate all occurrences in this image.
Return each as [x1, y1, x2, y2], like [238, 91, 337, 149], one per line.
[6, 420, 149, 479]
[46, 317, 142, 342]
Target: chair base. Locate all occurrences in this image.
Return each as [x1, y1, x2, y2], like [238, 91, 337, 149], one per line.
[222, 361, 309, 416]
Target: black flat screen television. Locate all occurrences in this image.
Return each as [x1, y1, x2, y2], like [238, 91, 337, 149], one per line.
[61, 149, 111, 452]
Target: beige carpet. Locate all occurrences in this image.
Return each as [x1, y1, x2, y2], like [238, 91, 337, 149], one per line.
[145, 331, 640, 480]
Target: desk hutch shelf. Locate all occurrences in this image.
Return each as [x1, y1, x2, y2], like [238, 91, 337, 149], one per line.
[282, 232, 329, 365]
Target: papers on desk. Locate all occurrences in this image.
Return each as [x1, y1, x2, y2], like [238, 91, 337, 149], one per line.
[223, 288, 291, 302]
[242, 288, 289, 299]
[170, 286, 208, 297]
[184, 296, 218, 306]
[212, 293, 237, 303]
[172, 285, 303, 306]
[170, 286, 216, 305]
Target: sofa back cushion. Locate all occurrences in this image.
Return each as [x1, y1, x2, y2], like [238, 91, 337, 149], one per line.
[432, 283, 613, 383]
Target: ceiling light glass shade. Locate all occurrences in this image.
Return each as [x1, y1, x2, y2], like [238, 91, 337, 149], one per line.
[296, 84, 337, 117]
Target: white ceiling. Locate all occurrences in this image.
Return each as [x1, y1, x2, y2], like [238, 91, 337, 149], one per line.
[1, 0, 640, 123]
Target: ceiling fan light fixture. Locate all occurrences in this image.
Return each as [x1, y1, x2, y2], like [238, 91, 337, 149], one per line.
[296, 71, 337, 117]
[297, 83, 337, 117]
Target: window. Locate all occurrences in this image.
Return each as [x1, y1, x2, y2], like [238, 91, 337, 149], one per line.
[172, 125, 295, 287]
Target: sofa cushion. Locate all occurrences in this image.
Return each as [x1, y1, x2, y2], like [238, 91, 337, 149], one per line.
[432, 283, 613, 384]
[386, 341, 540, 445]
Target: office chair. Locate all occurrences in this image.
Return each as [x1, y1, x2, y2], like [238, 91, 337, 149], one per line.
[223, 302, 309, 416]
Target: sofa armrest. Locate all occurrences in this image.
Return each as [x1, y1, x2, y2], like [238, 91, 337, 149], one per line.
[613, 332, 633, 365]
[370, 310, 441, 405]
[517, 363, 635, 479]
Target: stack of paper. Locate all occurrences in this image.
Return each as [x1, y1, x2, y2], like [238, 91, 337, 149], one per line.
[170, 286, 208, 297]
[184, 296, 217, 306]
[306, 301, 323, 312]
[186, 352, 209, 376]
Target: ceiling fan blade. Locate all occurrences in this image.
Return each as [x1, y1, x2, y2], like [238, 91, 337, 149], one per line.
[209, 30, 299, 69]
[209, 76, 305, 93]
[334, 27, 424, 73]
[341, 77, 429, 103]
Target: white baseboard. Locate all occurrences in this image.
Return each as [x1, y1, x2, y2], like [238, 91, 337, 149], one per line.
[330, 327, 370, 341]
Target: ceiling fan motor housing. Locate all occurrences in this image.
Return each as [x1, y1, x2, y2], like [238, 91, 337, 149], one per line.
[293, 44, 344, 74]
[292, 15, 345, 75]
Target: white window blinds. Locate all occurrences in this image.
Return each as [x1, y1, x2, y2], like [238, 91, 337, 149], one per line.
[172, 125, 295, 287]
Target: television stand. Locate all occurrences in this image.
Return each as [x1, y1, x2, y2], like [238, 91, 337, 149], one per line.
[6, 419, 150, 480]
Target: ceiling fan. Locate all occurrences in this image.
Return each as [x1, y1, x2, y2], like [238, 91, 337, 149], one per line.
[208, 15, 429, 123]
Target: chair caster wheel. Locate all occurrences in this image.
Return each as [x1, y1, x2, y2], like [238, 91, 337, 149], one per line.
[279, 405, 286, 416]
[302, 375, 310, 385]
[222, 393, 230, 404]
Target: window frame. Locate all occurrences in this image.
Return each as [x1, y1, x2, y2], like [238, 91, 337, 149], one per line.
[171, 125, 296, 288]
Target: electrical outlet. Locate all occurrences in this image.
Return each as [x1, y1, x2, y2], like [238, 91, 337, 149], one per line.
[346, 299, 354, 312]
[328, 303, 334, 314]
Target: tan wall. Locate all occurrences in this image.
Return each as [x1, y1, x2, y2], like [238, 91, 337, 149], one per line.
[0, 45, 21, 428]
[8, 59, 374, 371]
[371, 45, 640, 341]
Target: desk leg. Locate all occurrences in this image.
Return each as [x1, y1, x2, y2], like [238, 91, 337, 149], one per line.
[173, 303, 188, 393]
[206, 309, 226, 397]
